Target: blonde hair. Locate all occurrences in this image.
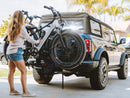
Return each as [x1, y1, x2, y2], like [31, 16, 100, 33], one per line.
[7, 10, 24, 41]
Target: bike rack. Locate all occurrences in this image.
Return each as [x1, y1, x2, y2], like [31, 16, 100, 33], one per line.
[62, 71, 64, 89]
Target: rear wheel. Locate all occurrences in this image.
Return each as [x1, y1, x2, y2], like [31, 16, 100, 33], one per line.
[1, 56, 8, 65]
[33, 68, 53, 84]
[117, 58, 128, 79]
[3, 41, 9, 60]
[50, 31, 86, 70]
[90, 57, 108, 90]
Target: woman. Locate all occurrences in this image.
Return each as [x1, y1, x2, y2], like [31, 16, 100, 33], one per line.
[6, 10, 39, 97]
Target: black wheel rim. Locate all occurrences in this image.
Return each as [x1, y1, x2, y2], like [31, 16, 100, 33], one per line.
[101, 63, 107, 84]
[124, 59, 128, 77]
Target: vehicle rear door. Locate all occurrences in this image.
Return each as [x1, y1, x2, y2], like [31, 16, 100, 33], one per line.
[101, 25, 115, 65]
[109, 30, 121, 65]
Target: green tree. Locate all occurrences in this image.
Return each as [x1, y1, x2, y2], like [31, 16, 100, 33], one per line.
[91, 6, 103, 19]
[66, 0, 108, 14]
[122, 0, 130, 20]
[125, 15, 130, 20]
[0, 14, 11, 38]
[106, 5, 125, 21]
[122, 0, 130, 4]
[127, 33, 130, 37]
[91, 6, 108, 22]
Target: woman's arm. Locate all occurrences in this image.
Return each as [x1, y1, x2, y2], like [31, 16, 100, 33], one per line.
[21, 26, 39, 44]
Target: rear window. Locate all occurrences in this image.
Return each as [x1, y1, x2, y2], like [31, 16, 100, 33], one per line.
[63, 20, 84, 32]
[40, 20, 84, 34]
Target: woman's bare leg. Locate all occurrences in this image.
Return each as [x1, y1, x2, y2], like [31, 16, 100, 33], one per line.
[13, 60, 28, 93]
[8, 59, 16, 92]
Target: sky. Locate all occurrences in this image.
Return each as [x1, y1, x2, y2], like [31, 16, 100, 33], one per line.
[0, 0, 129, 25]
[0, 0, 68, 24]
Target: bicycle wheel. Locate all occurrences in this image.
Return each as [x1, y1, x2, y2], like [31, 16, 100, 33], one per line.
[50, 31, 86, 70]
[3, 41, 9, 60]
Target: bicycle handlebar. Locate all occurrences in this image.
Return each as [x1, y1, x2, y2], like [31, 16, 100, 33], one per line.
[43, 5, 63, 23]
[44, 6, 52, 10]
[22, 10, 28, 15]
[44, 6, 59, 17]
[22, 10, 41, 24]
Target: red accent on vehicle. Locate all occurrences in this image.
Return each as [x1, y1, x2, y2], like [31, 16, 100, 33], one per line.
[42, 64, 47, 66]
[56, 57, 58, 59]
[6, 41, 9, 44]
[85, 39, 91, 53]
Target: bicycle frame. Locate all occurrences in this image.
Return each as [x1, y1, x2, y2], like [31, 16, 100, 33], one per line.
[36, 19, 62, 51]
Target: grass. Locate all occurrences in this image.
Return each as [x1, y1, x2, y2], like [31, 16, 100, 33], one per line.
[0, 68, 32, 77]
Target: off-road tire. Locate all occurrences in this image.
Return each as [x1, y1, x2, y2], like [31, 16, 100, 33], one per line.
[90, 57, 108, 90]
[117, 58, 128, 79]
[33, 68, 53, 84]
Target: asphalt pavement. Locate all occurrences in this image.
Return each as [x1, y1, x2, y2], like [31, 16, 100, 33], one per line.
[0, 59, 130, 98]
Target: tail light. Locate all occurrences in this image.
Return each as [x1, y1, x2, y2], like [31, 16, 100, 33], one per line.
[85, 39, 91, 53]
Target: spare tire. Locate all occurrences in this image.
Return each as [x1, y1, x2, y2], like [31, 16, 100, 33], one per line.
[50, 31, 86, 70]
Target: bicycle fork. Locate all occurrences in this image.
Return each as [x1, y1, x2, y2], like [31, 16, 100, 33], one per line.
[57, 28, 67, 51]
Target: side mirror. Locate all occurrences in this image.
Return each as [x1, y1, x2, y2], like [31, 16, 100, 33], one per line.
[120, 38, 126, 44]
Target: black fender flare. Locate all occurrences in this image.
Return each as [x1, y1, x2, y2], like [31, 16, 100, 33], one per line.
[94, 48, 109, 64]
[120, 52, 128, 66]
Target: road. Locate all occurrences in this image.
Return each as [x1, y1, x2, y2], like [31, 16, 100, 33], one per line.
[0, 59, 130, 98]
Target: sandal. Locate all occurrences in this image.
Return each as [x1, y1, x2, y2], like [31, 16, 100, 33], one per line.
[22, 92, 36, 97]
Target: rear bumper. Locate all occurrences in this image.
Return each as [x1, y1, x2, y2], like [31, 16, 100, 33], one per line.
[81, 61, 99, 71]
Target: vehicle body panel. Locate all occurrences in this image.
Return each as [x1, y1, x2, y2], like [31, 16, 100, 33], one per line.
[38, 12, 126, 72]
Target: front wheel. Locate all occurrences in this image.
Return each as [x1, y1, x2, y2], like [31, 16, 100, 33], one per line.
[50, 31, 86, 70]
[117, 58, 128, 79]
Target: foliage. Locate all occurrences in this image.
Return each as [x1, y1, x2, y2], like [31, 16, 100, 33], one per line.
[122, 0, 130, 4]
[125, 15, 130, 20]
[0, 15, 11, 38]
[91, 6, 103, 15]
[127, 33, 130, 37]
[91, 6, 104, 20]
[106, 5, 125, 21]
[66, 0, 130, 22]
[66, 0, 108, 14]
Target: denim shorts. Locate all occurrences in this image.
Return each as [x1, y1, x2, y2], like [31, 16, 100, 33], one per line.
[6, 48, 23, 61]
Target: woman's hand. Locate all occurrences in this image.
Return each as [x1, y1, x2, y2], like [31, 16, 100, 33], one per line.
[39, 38, 42, 43]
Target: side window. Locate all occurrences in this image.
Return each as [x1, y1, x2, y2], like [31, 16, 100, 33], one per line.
[109, 29, 117, 44]
[102, 25, 110, 42]
[90, 20, 101, 36]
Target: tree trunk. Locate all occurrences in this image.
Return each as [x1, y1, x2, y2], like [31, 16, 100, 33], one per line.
[111, 16, 112, 21]
[114, 15, 116, 21]
[85, 4, 90, 14]
[104, 14, 105, 22]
